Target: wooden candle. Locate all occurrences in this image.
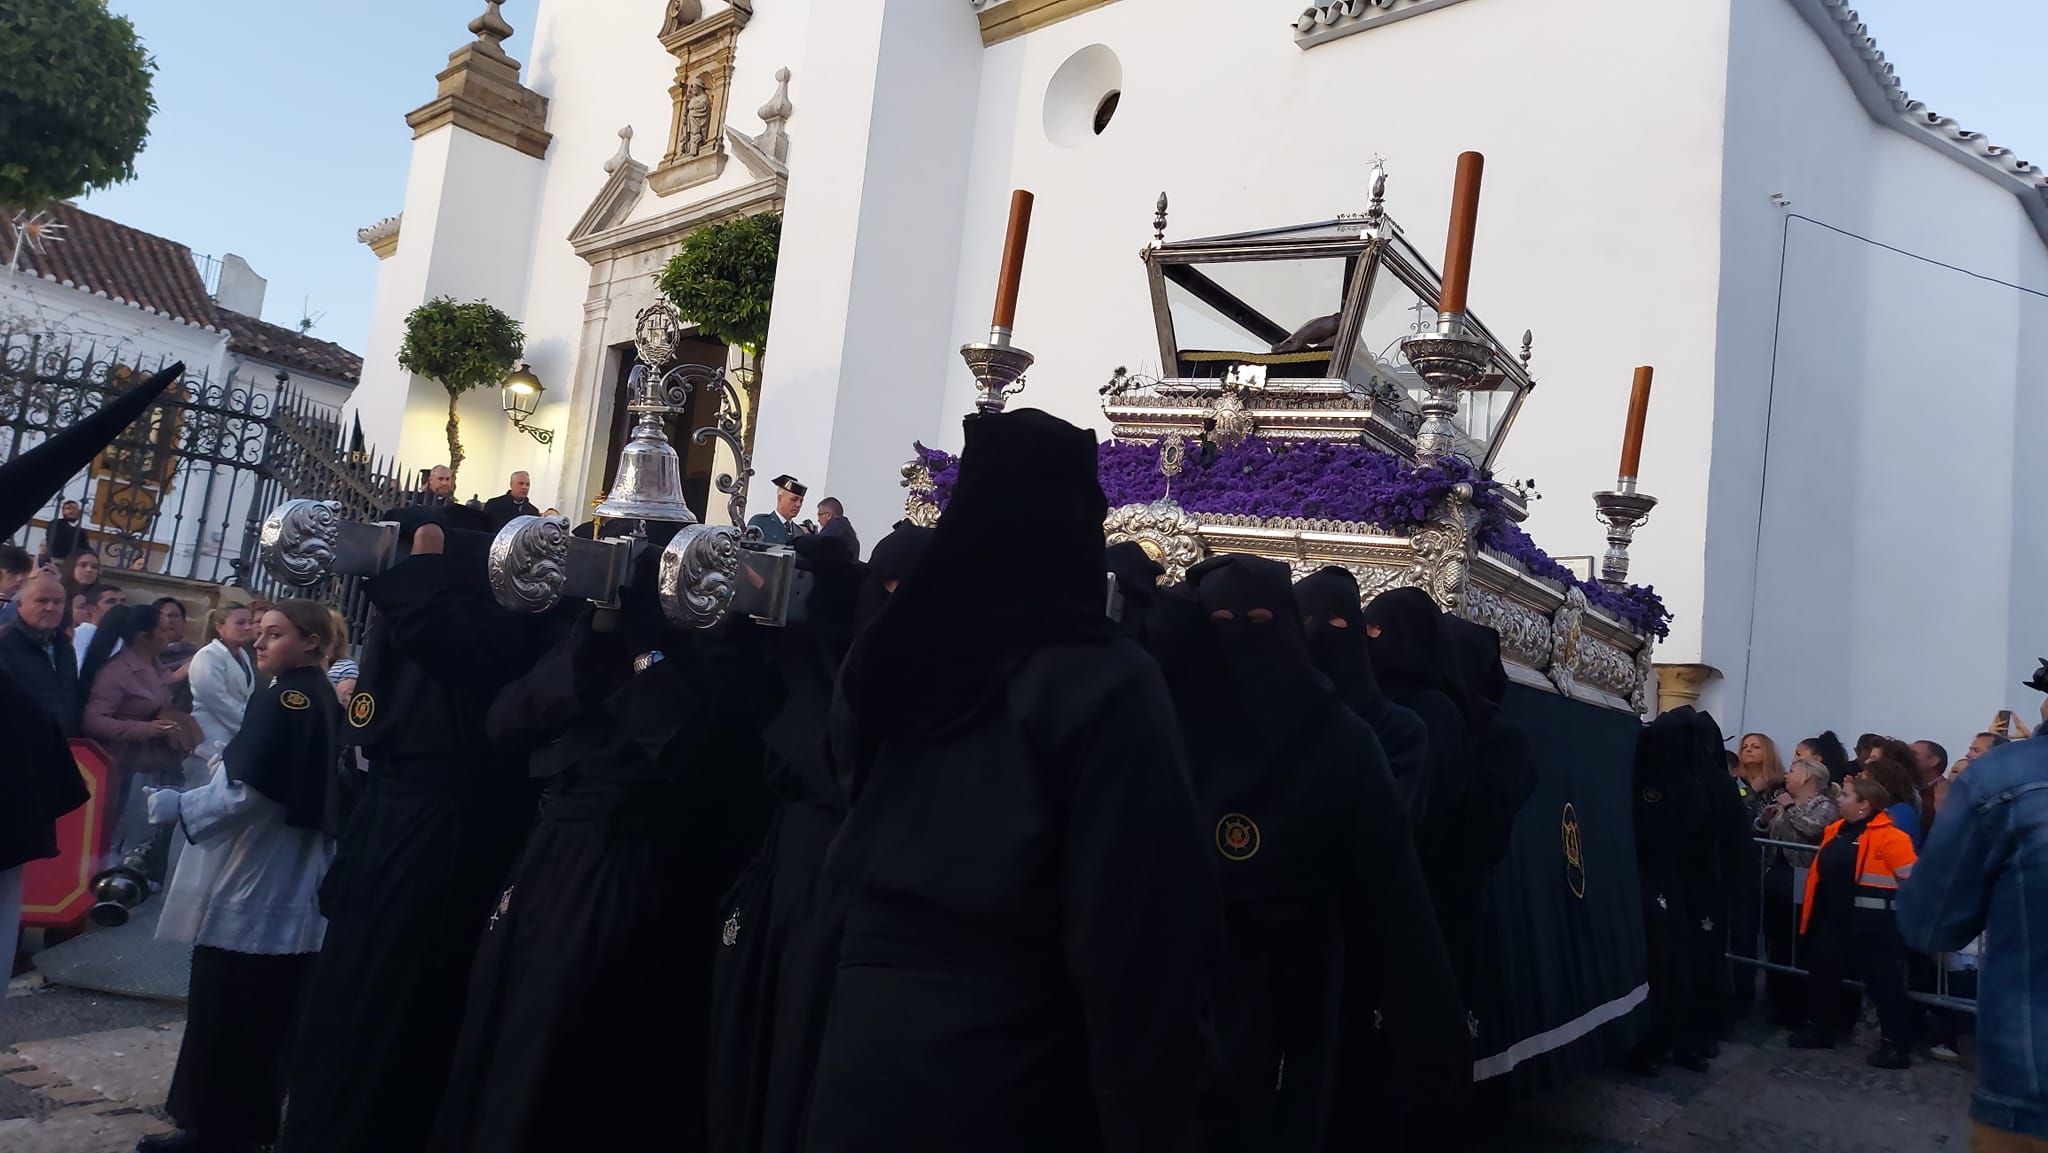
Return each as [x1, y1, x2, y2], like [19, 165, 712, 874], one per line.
[991, 190, 1036, 332]
[1437, 151, 1485, 315]
[1619, 365, 1654, 478]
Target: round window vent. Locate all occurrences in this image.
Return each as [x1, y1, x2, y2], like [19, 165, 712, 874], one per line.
[1044, 45, 1122, 148]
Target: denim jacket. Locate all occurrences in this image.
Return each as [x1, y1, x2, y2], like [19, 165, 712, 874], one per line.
[1895, 739, 2048, 1139]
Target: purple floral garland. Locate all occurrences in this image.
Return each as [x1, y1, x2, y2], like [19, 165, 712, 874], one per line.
[909, 436, 1672, 638]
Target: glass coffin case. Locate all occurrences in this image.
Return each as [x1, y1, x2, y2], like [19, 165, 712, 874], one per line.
[1114, 195, 1533, 473]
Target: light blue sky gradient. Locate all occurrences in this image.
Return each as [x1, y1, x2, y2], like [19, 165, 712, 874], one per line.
[77, 0, 2046, 356]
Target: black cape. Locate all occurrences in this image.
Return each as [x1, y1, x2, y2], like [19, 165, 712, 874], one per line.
[805, 410, 1218, 1153]
[709, 538, 871, 1153]
[0, 664, 88, 870]
[1292, 566, 1433, 827]
[222, 664, 342, 830]
[283, 550, 562, 1153]
[431, 613, 781, 1153]
[1173, 555, 1469, 1151]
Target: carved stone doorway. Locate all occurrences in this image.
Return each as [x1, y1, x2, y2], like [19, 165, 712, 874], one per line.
[600, 334, 726, 523]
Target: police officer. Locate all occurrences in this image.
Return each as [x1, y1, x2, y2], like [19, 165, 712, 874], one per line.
[747, 475, 811, 544]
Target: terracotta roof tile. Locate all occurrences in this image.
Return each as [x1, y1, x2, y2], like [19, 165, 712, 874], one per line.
[16, 202, 220, 328]
[218, 309, 363, 385]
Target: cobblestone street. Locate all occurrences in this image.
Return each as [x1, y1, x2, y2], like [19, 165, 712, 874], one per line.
[2, 970, 1976, 1153]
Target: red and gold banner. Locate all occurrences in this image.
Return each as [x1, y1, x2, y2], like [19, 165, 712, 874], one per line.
[20, 741, 114, 932]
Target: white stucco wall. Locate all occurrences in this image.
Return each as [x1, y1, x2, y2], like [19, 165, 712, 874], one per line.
[0, 273, 228, 381]
[910, 0, 1734, 653]
[746, 0, 987, 541]
[347, 125, 547, 503]
[1704, 0, 2048, 749]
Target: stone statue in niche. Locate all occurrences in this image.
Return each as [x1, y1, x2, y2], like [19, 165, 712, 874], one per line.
[662, 0, 702, 36]
[681, 73, 715, 156]
[650, 0, 749, 197]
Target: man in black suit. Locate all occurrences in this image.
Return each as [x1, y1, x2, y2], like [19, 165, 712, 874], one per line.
[414, 465, 454, 509]
[484, 471, 541, 530]
[816, 496, 859, 558]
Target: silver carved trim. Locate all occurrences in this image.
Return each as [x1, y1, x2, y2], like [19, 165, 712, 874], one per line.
[1548, 585, 1588, 699]
[1462, 585, 1553, 673]
[259, 499, 343, 588]
[1631, 635, 1655, 715]
[1103, 499, 1207, 584]
[659, 522, 742, 630]
[1404, 483, 1479, 613]
[487, 514, 572, 614]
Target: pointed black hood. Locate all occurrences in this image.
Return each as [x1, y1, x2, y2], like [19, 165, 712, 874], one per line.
[0, 362, 184, 539]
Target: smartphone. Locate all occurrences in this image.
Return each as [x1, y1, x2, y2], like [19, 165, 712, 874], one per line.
[1995, 710, 2015, 736]
[1104, 572, 1124, 623]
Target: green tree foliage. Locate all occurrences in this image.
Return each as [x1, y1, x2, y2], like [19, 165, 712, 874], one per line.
[397, 297, 525, 482]
[654, 211, 781, 356]
[0, 0, 158, 209]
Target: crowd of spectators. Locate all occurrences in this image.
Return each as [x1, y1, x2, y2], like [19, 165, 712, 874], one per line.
[1722, 707, 2043, 1072]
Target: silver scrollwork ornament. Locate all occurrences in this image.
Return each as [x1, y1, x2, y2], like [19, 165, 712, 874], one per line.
[659, 523, 743, 630]
[259, 499, 343, 588]
[1549, 584, 1589, 698]
[1103, 499, 1207, 584]
[487, 514, 572, 613]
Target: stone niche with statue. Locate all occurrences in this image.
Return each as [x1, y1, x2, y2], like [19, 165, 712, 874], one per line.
[903, 167, 1671, 715]
[651, 0, 754, 196]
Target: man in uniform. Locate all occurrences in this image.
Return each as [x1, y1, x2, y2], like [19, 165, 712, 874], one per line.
[747, 475, 810, 544]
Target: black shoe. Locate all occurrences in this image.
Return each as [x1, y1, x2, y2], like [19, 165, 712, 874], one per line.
[136, 1130, 198, 1152]
[1788, 1028, 1835, 1050]
[1867, 1043, 1912, 1070]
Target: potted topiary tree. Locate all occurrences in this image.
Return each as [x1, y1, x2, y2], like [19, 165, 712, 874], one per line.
[397, 297, 525, 484]
[0, 0, 157, 213]
[654, 210, 780, 447]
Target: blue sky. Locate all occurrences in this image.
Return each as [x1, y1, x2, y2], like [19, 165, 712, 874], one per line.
[77, 0, 2046, 356]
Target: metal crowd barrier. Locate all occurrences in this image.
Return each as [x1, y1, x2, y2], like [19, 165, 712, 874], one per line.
[1728, 835, 1977, 1015]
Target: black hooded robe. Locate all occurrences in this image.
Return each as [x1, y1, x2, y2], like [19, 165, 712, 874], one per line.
[1171, 556, 1469, 1152]
[1628, 708, 1712, 1070]
[708, 533, 881, 1153]
[430, 611, 781, 1153]
[1293, 566, 1433, 828]
[802, 410, 1218, 1153]
[282, 549, 559, 1153]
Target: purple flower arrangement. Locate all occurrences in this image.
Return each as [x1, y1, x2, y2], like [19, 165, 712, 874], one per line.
[908, 435, 1672, 638]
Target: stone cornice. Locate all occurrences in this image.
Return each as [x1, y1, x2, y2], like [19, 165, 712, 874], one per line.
[356, 214, 402, 260]
[974, 0, 1121, 48]
[571, 174, 785, 263]
[405, 42, 552, 160]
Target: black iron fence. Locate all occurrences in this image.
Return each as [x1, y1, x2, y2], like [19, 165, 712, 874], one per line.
[0, 336, 413, 645]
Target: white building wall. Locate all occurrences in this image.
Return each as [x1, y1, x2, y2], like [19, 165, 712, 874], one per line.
[1706, 0, 2048, 748]
[747, 0, 987, 537]
[0, 274, 228, 381]
[929, 0, 1733, 655]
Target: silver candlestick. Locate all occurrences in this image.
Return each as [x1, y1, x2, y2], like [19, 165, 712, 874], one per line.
[960, 326, 1034, 415]
[1400, 311, 1493, 466]
[1591, 476, 1658, 588]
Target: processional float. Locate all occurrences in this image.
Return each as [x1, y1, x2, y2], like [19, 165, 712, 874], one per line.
[252, 300, 796, 630]
[908, 155, 1668, 714]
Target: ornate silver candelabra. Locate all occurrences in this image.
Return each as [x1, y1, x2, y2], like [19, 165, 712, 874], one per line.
[1591, 476, 1658, 588]
[1399, 311, 1492, 466]
[960, 327, 1034, 415]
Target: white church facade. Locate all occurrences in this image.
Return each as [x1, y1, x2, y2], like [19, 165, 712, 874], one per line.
[346, 0, 2048, 748]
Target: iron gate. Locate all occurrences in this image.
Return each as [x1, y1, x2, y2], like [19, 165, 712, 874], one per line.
[0, 336, 413, 645]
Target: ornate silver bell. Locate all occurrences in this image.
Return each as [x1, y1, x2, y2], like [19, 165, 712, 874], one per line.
[595, 364, 699, 525]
